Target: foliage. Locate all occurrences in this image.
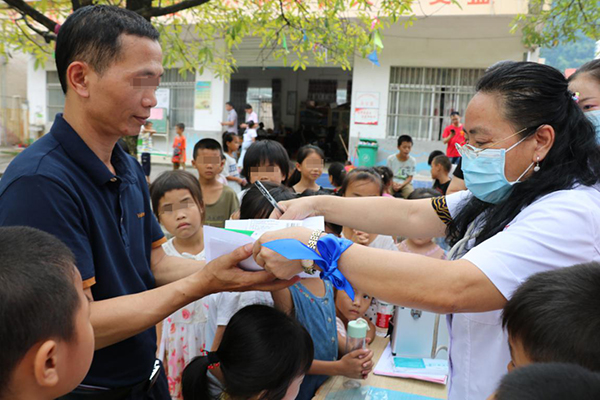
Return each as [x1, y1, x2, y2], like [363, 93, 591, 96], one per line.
[0, 0, 415, 79]
[540, 34, 596, 73]
[512, 0, 600, 49]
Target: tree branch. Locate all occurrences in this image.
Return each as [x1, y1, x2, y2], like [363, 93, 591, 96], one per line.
[3, 0, 58, 35]
[136, 0, 211, 18]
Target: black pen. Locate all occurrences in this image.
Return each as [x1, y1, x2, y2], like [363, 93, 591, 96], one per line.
[254, 180, 285, 215]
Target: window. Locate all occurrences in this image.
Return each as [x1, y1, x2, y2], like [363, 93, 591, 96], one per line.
[159, 69, 195, 128]
[387, 67, 485, 140]
[47, 71, 65, 122]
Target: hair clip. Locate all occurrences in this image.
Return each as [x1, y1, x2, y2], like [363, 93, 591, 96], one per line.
[207, 362, 220, 370]
[572, 91, 580, 103]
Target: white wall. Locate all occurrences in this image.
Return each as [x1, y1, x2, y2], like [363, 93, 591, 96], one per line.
[348, 15, 531, 165]
[27, 57, 47, 127]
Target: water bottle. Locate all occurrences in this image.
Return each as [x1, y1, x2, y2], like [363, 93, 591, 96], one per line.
[375, 300, 394, 337]
[343, 318, 370, 388]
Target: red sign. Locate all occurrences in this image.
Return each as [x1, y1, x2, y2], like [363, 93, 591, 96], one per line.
[467, 0, 490, 4]
[429, 0, 451, 4]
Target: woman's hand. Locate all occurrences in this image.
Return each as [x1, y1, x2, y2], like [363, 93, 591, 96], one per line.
[253, 227, 312, 280]
[269, 196, 323, 220]
[352, 230, 372, 246]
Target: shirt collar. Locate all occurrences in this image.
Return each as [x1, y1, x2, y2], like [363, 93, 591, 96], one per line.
[49, 113, 136, 186]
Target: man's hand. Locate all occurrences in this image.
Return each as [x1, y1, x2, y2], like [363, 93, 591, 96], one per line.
[196, 244, 298, 296]
[337, 349, 374, 379]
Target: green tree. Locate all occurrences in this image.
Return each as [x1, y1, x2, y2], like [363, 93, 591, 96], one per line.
[540, 35, 596, 73]
[512, 0, 600, 48]
[0, 0, 414, 78]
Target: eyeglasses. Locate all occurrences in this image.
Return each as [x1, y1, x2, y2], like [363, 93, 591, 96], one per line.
[159, 199, 197, 215]
[456, 125, 540, 159]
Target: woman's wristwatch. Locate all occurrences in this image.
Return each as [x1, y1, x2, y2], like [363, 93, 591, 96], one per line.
[301, 229, 324, 275]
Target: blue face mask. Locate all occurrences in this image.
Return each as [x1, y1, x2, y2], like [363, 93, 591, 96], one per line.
[458, 135, 535, 204]
[585, 109, 600, 144]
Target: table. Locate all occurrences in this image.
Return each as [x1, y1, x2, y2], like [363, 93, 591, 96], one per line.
[314, 336, 448, 399]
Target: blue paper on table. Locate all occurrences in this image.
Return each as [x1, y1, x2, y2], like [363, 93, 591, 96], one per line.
[394, 358, 426, 369]
[325, 386, 441, 400]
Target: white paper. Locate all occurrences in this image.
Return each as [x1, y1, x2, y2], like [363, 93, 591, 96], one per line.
[373, 343, 448, 385]
[224, 217, 324, 239]
[204, 219, 325, 277]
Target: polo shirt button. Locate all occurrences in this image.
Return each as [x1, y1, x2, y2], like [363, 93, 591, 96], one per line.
[110, 177, 117, 182]
[323, 299, 328, 305]
[331, 337, 335, 342]
[328, 317, 332, 323]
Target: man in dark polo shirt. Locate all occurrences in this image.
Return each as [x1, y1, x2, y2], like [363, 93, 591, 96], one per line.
[0, 6, 291, 400]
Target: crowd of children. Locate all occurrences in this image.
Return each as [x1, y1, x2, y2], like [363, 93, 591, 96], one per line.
[5, 114, 600, 400]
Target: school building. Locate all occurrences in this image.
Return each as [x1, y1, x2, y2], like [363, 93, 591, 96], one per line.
[25, 0, 534, 173]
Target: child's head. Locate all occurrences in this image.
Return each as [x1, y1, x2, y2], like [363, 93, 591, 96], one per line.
[430, 155, 452, 180]
[289, 145, 325, 187]
[240, 181, 296, 219]
[335, 288, 372, 324]
[144, 121, 153, 130]
[0, 227, 94, 400]
[247, 120, 256, 129]
[223, 132, 240, 154]
[176, 122, 185, 135]
[192, 139, 225, 182]
[450, 111, 461, 126]
[151, 171, 205, 238]
[397, 135, 413, 157]
[328, 162, 346, 188]
[182, 305, 314, 400]
[339, 167, 383, 198]
[242, 140, 290, 184]
[374, 166, 393, 192]
[427, 150, 445, 166]
[569, 59, 600, 113]
[490, 363, 600, 400]
[502, 262, 600, 373]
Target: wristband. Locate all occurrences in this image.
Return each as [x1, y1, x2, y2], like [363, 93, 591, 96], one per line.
[263, 235, 355, 300]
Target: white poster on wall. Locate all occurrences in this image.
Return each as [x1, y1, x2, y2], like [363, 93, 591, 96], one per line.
[155, 88, 170, 110]
[354, 92, 379, 125]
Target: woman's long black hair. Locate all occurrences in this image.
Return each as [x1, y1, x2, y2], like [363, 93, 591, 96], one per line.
[182, 305, 314, 400]
[448, 62, 600, 247]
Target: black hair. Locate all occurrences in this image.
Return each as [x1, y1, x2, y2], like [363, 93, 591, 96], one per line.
[176, 123, 186, 131]
[407, 188, 440, 200]
[226, 101, 234, 107]
[144, 121, 153, 128]
[339, 167, 383, 196]
[502, 262, 600, 371]
[240, 182, 297, 219]
[0, 227, 80, 392]
[397, 135, 413, 147]
[150, 171, 205, 221]
[432, 155, 451, 173]
[55, 5, 159, 94]
[373, 166, 393, 188]
[448, 62, 600, 247]
[288, 145, 325, 187]
[328, 162, 346, 188]
[427, 150, 445, 166]
[247, 120, 255, 128]
[242, 140, 290, 183]
[182, 305, 314, 400]
[450, 111, 460, 117]
[222, 132, 237, 152]
[494, 363, 600, 400]
[568, 59, 600, 86]
[193, 138, 223, 160]
[244, 104, 252, 110]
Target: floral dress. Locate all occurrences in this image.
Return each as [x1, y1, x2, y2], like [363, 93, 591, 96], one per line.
[158, 238, 207, 400]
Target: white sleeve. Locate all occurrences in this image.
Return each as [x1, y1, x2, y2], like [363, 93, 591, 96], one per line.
[462, 190, 600, 300]
[370, 235, 399, 252]
[216, 292, 242, 326]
